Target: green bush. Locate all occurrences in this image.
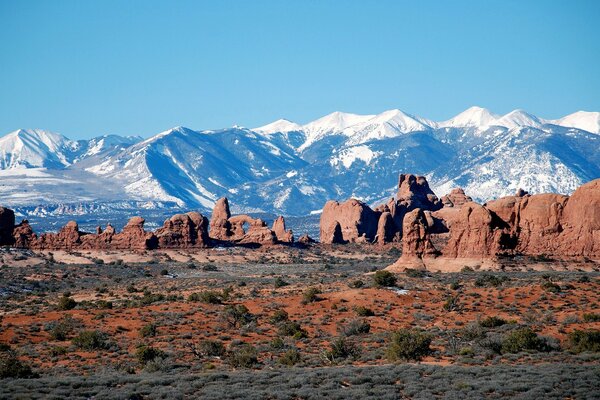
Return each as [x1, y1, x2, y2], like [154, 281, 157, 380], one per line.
[442, 296, 460, 312]
[222, 304, 255, 328]
[541, 280, 561, 293]
[354, 306, 375, 317]
[278, 349, 301, 366]
[199, 340, 226, 357]
[323, 337, 360, 363]
[57, 295, 77, 311]
[135, 345, 166, 365]
[301, 287, 322, 304]
[72, 330, 109, 351]
[198, 291, 223, 304]
[339, 319, 370, 336]
[269, 310, 289, 324]
[139, 323, 157, 338]
[277, 321, 307, 339]
[348, 280, 364, 289]
[47, 315, 80, 341]
[274, 277, 289, 288]
[0, 351, 36, 379]
[404, 268, 427, 278]
[373, 270, 397, 287]
[227, 344, 258, 368]
[501, 328, 548, 353]
[567, 329, 600, 353]
[475, 274, 508, 288]
[386, 329, 432, 361]
[582, 313, 600, 323]
[479, 316, 507, 328]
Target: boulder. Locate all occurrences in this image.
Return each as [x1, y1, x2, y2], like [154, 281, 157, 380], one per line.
[297, 234, 316, 244]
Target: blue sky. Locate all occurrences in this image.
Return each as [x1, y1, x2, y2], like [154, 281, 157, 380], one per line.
[1, 0, 599, 139]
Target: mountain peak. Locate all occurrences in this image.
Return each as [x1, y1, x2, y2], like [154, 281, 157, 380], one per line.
[494, 109, 544, 129]
[438, 106, 499, 128]
[254, 118, 302, 134]
[551, 111, 600, 134]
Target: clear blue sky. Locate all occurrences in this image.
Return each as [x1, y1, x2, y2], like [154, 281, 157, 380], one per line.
[1, 0, 599, 139]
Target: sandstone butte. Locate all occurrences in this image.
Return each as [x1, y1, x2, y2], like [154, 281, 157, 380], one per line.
[0, 174, 598, 261]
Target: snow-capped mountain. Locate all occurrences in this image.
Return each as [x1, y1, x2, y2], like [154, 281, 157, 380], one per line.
[549, 111, 600, 134]
[1, 106, 599, 219]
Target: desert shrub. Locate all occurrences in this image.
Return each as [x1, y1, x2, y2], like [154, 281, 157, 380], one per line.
[140, 291, 165, 305]
[404, 268, 427, 278]
[277, 321, 307, 339]
[501, 327, 549, 353]
[270, 337, 285, 350]
[348, 280, 364, 289]
[480, 316, 507, 328]
[227, 344, 258, 368]
[541, 280, 561, 293]
[159, 269, 169, 276]
[301, 287, 322, 304]
[0, 351, 35, 379]
[202, 264, 218, 271]
[274, 277, 289, 288]
[354, 306, 375, 317]
[139, 323, 157, 338]
[47, 315, 80, 341]
[222, 305, 255, 328]
[197, 291, 222, 304]
[373, 270, 397, 287]
[442, 296, 460, 311]
[461, 266, 475, 272]
[199, 340, 226, 357]
[72, 330, 109, 351]
[475, 274, 509, 288]
[582, 313, 600, 323]
[135, 345, 166, 365]
[323, 337, 360, 363]
[278, 349, 301, 366]
[339, 319, 371, 336]
[95, 300, 113, 309]
[269, 310, 289, 324]
[386, 329, 432, 361]
[57, 295, 77, 311]
[49, 346, 68, 356]
[567, 329, 600, 353]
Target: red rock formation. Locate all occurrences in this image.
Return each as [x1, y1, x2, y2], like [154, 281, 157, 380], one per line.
[298, 234, 316, 244]
[272, 216, 294, 243]
[376, 211, 396, 244]
[209, 198, 232, 240]
[155, 212, 209, 248]
[401, 209, 438, 258]
[12, 220, 36, 248]
[0, 207, 15, 246]
[34, 221, 84, 250]
[110, 217, 158, 250]
[441, 188, 472, 208]
[319, 199, 380, 244]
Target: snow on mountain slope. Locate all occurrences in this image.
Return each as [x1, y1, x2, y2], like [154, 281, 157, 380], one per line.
[298, 111, 374, 151]
[493, 109, 545, 129]
[0, 129, 80, 169]
[254, 119, 302, 134]
[87, 126, 306, 209]
[550, 111, 600, 134]
[343, 109, 433, 145]
[438, 106, 499, 128]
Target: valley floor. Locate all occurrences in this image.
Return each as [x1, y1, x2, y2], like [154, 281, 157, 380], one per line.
[0, 246, 599, 398]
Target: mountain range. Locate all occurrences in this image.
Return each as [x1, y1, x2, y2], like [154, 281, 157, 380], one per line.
[1, 107, 599, 220]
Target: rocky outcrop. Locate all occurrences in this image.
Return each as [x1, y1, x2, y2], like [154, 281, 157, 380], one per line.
[320, 199, 380, 244]
[272, 216, 294, 243]
[298, 234, 316, 244]
[209, 198, 232, 240]
[401, 209, 438, 258]
[396, 174, 442, 211]
[375, 212, 396, 244]
[441, 188, 472, 208]
[559, 179, 600, 256]
[155, 212, 209, 248]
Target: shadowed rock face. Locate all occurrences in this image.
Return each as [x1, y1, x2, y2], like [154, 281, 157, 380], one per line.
[272, 216, 293, 243]
[0, 207, 16, 246]
[155, 212, 209, 248]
